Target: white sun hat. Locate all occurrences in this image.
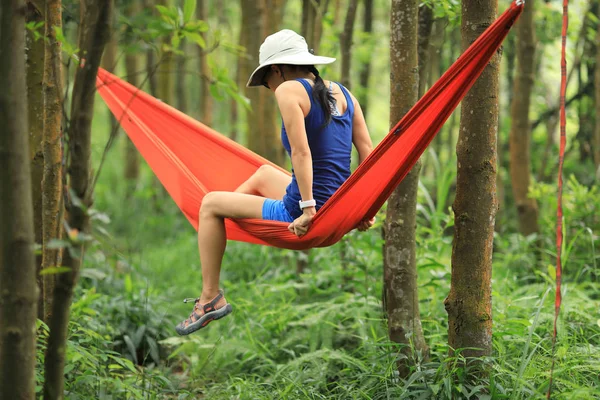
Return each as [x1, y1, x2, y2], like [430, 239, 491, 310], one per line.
[246, 29, 336, 87]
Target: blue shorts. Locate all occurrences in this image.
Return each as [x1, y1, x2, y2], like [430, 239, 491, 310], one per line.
[262, 199, 294, 223]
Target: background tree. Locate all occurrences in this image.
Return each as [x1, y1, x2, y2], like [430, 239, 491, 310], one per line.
[157, 0, 174, 105]
[197, 0, 212, 125]
[301, 0, 328, 54]
[124, 0, 141, 184]
[41, 0, 65, 322]
[417, 3, 433, 99]
[0, 0, 39, 397]
[358, 0, 373, 117]
[384, 0, 428, 378]
[43, 1, 113, 398]
[445, 0, 499, 374]
[240, 0, 286, 166]
[509, 0, 539, 236]
[25, 0, 46, 319]
[595, 17, 600, 173]
[340, 0, 359, 88]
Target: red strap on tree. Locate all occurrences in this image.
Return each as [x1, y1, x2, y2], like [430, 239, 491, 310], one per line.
[548, 0, 568, 398]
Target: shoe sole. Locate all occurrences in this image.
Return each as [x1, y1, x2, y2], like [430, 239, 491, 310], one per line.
[175, 304, 233, 336]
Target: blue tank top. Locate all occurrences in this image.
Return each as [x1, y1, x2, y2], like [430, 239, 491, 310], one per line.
[281, 79, 354, 219]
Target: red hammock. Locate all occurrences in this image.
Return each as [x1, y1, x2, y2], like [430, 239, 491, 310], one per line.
[96, 1, 523, 251]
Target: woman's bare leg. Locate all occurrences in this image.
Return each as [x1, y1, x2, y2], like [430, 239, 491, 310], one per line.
[198, 191, 265, 302]
[235, 165, 291, 200]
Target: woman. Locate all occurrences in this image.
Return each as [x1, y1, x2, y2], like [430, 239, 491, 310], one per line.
[176, 29, 374, 335]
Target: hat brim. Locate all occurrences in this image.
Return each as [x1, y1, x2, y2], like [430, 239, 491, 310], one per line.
[246, 54, 336, 87]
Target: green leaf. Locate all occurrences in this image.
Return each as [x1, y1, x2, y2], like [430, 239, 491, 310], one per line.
[123, 335, 138, 365]
[548, 264, 556, 281]
[209, 83, 224, 101]
[124, 274, 133, 293]
[183, 0, 196, 23]
[183, 31, 205, 48]
[40, 266, 71, 276]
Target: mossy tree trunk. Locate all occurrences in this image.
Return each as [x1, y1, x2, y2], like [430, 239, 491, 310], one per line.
[43, 2, 113, 398]
[444, 0, 499, 375]
[41, 0, 64, 323]
[384, 0, 428, 379]
[509, 0, 539, 236]
[26, 0, 46, 320]
[0, 1, 39, 398]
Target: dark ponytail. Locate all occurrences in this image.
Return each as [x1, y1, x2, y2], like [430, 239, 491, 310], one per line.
[308, 66, 335, 127]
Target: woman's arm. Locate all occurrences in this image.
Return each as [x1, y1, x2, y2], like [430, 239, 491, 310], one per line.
[350, 94, 374, 165]
[349, 93, 376, 231]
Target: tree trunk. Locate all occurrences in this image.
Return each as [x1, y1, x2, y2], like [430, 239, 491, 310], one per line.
[101, 31, 119, 137]
[595, 17, 600, 173]
[26, 0, 46, 320]
[0, 1, 39, 398]
[197, 0, 212, 125]
[301, 0, 329, 54]
[145, 0, 158, 96]
[339, 0, 359, 88]
[124, 0, 141, 184]
[241, 0, 286, 166]
[358, 0, 373, 117]
[509, 0, 539, 236]
[444, 0, 499, 374]
[176, 50, 188, 113]
[41, 0, 65, 323]
[157, 0, 174, 105]
[384, 0, 428, 379]
[43, 2, 113, 399]
[417, 3, 433, 99]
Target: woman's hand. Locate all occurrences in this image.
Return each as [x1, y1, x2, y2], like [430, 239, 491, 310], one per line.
[356, 217, 376, 232]
[288, 208, 316, 237]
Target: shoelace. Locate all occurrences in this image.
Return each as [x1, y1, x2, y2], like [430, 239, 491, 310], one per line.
[183, 297, 199, 304]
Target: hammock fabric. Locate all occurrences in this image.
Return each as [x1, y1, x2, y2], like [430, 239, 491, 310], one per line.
[96, 1, 523, 251]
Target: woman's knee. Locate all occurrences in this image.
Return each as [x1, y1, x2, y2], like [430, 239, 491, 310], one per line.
[200, 192, 221, 217]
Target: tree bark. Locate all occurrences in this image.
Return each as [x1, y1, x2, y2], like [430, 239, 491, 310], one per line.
[124, 0, 141, 183]
[445, 0, 498, 373]
[358, 0, 373, 116]
[384, 0, 428, 379]
[595, 15, 600, 172]
[509, 0, 539, 236]
[41, 0, 65, 323]
[43, 2, 113, 398]
[26, 0, 46, 320]
[340, 0, 359, 88]
[197, 0, 212, 125]
[0, 0, 39, 398]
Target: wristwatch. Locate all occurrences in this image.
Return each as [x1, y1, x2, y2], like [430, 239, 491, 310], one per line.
[299, 199, 316, 209]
